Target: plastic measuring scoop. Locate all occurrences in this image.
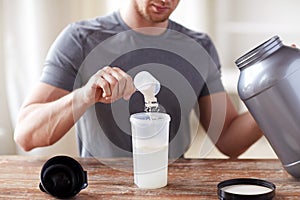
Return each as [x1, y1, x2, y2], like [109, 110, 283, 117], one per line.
[134, 71, 160, 111]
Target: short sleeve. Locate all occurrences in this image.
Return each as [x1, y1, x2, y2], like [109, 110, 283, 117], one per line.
[40, 23, 84, 91]
[199, 35, 225, 96]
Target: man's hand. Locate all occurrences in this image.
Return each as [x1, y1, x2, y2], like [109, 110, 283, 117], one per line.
[81, 66, 136, 105]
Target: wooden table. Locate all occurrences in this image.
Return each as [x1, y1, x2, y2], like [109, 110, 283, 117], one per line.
[0, 156, 299, 199]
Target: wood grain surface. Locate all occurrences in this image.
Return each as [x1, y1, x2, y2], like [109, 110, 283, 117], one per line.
[0, 156, 299, 199]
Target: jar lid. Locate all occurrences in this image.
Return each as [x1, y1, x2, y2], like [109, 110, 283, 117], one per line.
[217, 178, 276, 200]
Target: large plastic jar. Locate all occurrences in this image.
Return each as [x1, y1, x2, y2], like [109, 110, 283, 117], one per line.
[236, 36, 300, 178]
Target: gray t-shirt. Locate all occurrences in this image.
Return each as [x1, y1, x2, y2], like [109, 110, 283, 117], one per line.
[41, 11, 224, 158]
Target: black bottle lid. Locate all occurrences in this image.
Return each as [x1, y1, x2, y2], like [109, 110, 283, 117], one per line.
[39, 155, 88, 198]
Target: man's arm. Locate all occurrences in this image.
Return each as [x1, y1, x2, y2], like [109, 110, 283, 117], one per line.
[199, 92, 263, 158]
[14, 67, 135, 151]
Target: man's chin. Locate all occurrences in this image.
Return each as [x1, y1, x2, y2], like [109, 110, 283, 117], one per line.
[150, 16, 169, 23]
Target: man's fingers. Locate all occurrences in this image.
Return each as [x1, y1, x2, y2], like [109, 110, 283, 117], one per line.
[94, 70, 113, 97]
[105, 67, 124, 99]
[90, 66, 135, 103]
[112, 67, 135, 100]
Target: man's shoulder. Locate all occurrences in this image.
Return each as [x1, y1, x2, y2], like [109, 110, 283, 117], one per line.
[69, 12, 123, 38]
[168, 20, 213, 48]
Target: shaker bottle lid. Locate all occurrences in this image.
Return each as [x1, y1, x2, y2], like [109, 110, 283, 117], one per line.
[217, 178, 275, 200]
[39, 155, 88, 198]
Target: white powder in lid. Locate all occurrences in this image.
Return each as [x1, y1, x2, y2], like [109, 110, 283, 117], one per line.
[221, 184, 273, 195]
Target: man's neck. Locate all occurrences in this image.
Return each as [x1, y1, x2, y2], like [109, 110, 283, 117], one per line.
[119, 3, 168, 35]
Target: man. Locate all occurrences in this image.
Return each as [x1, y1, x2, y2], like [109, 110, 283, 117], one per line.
[14, 0, 262, 158]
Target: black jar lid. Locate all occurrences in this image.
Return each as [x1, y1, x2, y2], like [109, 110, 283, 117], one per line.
[217, 178, 276, 200]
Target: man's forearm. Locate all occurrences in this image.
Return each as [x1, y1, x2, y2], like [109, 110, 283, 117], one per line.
[216, 112, 263, 158]
[14, 89, 90, 151]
